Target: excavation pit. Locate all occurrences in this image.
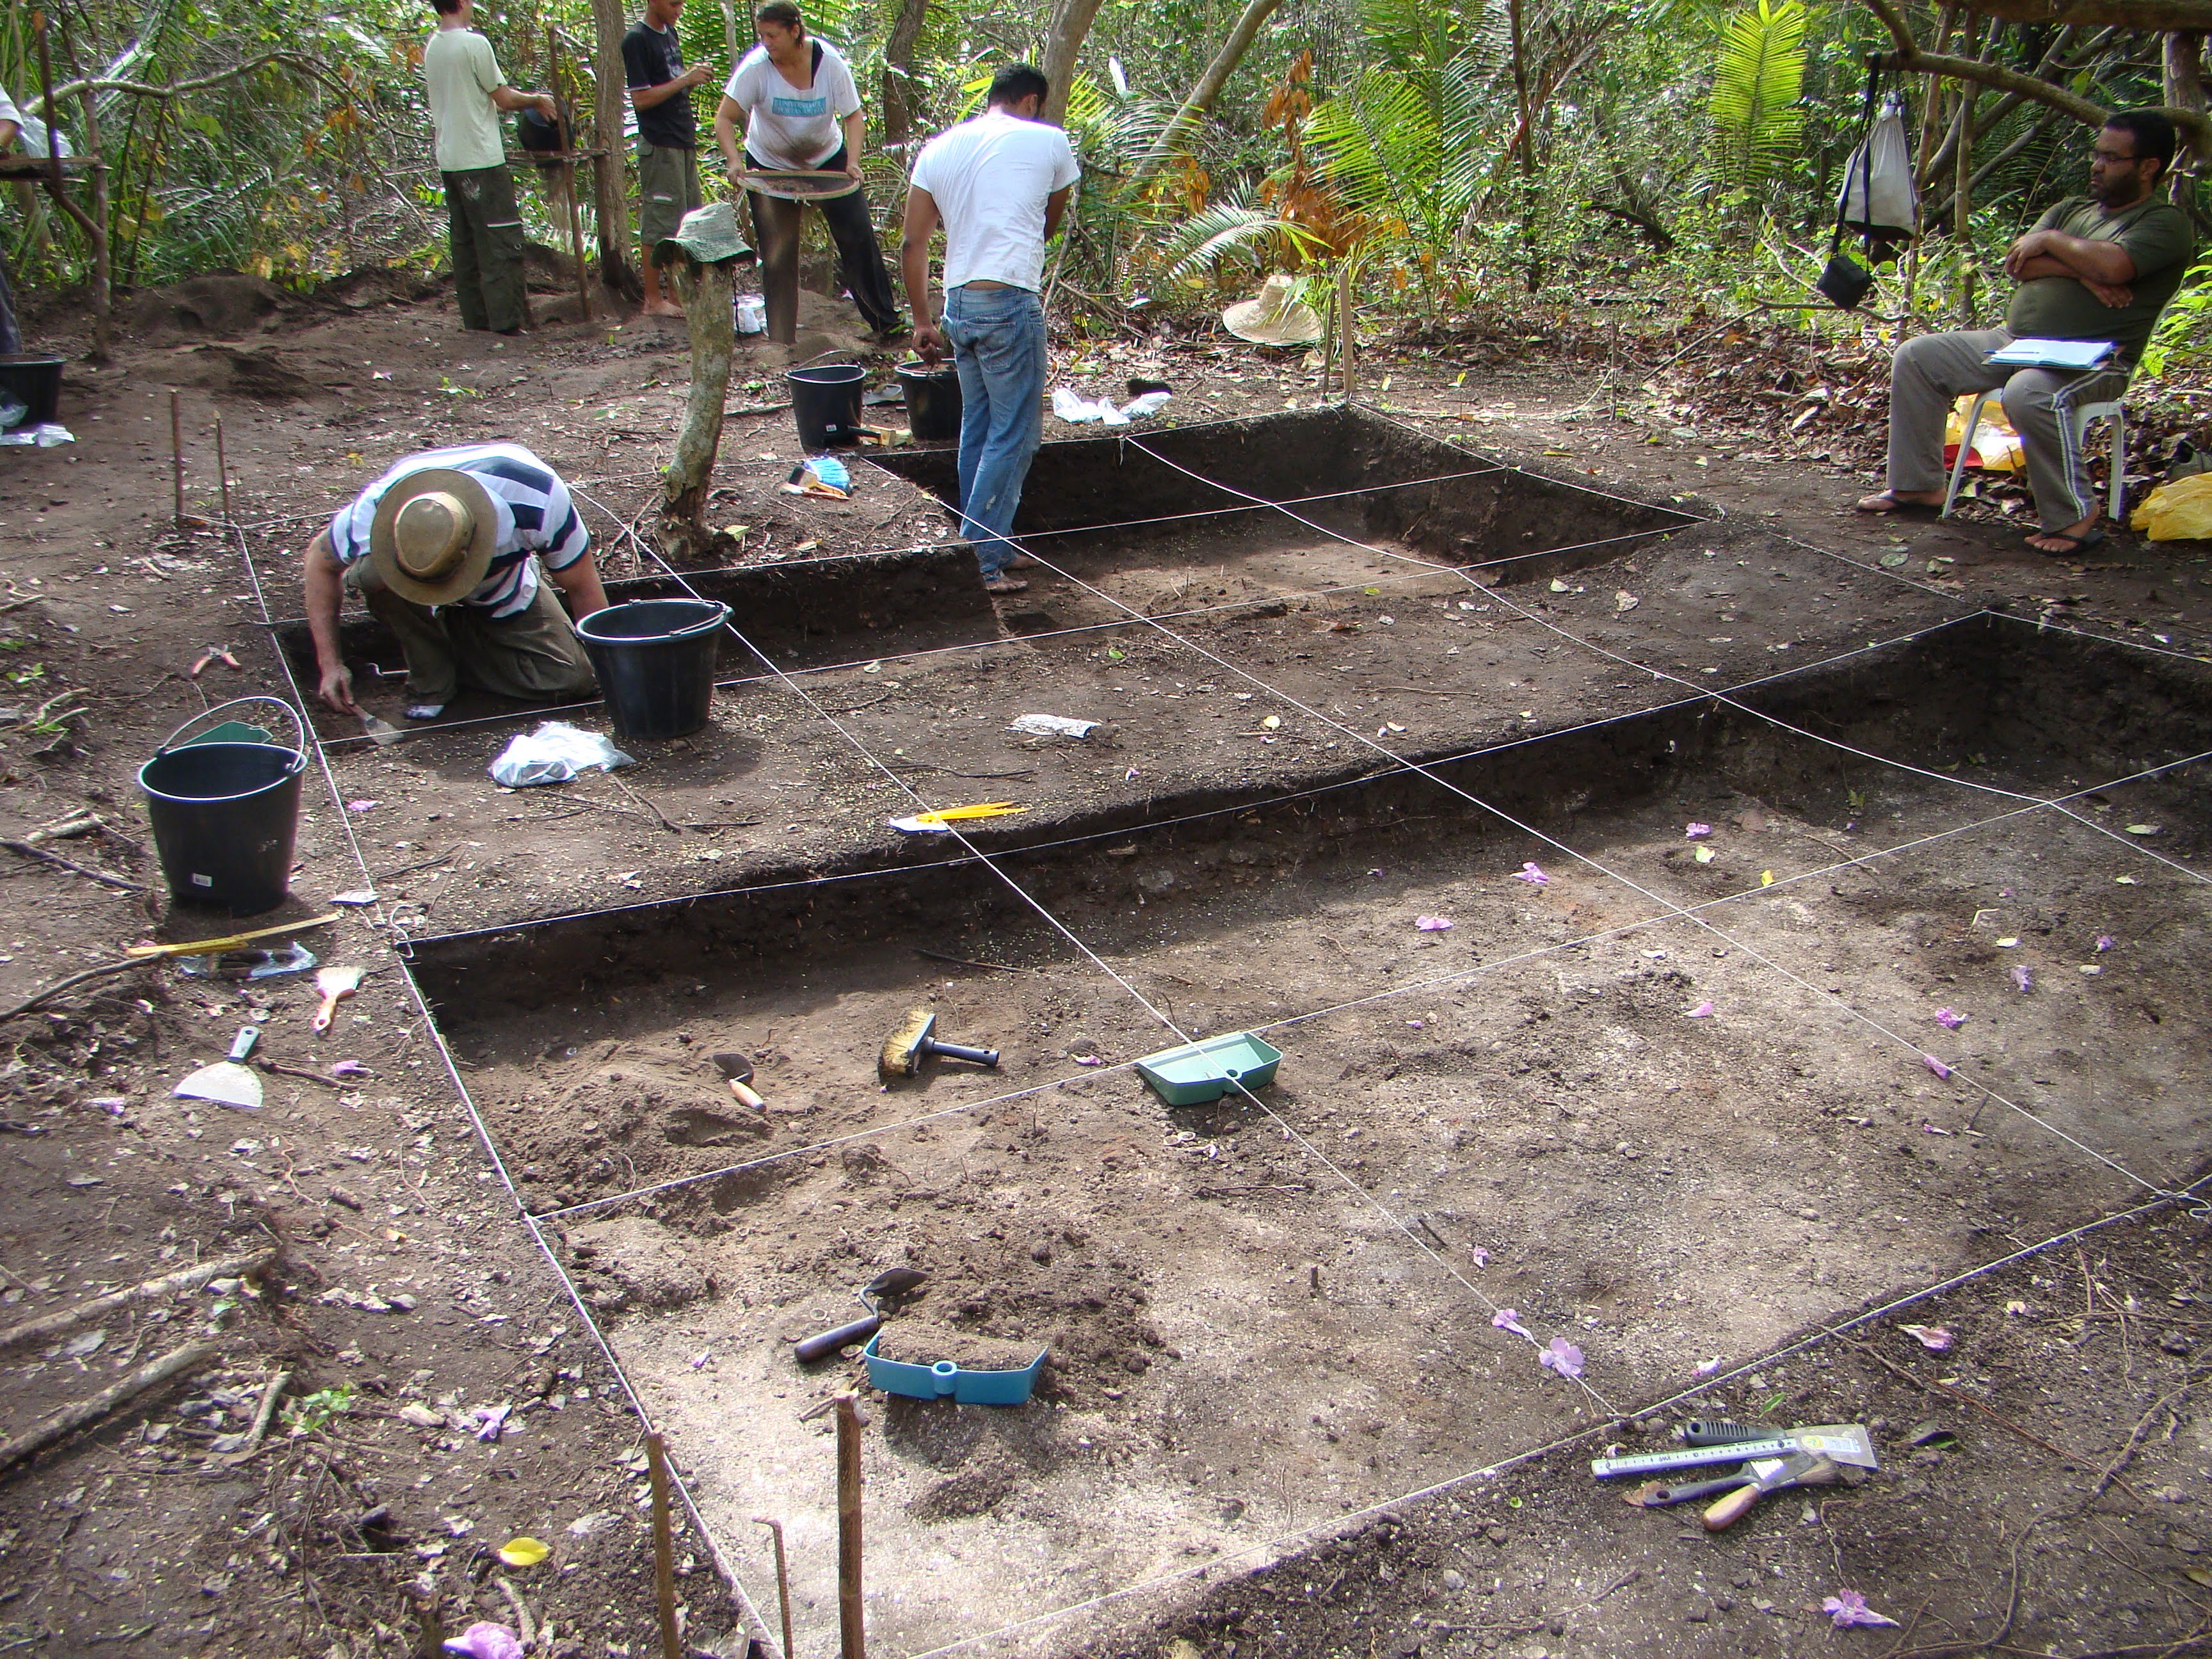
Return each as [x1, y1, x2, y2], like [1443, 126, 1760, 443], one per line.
[415, 614, 2211, 1656]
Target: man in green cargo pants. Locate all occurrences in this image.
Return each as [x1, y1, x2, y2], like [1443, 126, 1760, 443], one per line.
[424, 0, 560, 334]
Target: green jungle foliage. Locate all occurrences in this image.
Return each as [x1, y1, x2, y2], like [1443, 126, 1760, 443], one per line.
[4, 0, 2206, 359]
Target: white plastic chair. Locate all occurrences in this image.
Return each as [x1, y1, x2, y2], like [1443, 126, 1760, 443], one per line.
[1943, 389, 2127, 520]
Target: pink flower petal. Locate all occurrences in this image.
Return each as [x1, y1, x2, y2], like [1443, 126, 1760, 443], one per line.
[1933, 1007, 1966, 1029]
[2095, 934, 2115, 952]
[1900, 1323, 1952, 1351]
[1686, 1001, 1714, 1018]
[1491, 1308, 1532, 1340]
[1685, 822, 1712, 838]
[1075, 1055, 1103, 1066]
[444, 1625, 525, 1659]
[1539, 1336, 1585, 1379]
[1513, 862, 1548, 885]
[2010, 965, 2033, 992]
[330, 1060, 369, 1078]
[1415, 915, 1454, 931]
[1469, 1246, 1490, 1267]
[1822, 1591, 1899, 1630]
[1693, 1356, 1721, 1377]
[1922, 1054, 1952, 1079]
[346, 799, 378, 813]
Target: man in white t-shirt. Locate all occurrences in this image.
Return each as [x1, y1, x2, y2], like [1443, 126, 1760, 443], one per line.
[901, 64, 1080, 594]
[422, 0, 558, 335]
[0, 86, 23, 353]
[712, 0, 902, 345]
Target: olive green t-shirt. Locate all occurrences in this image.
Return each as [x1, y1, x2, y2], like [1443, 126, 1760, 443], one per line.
[424, 28, 506, 174]
[2005, 195, 2196, 362]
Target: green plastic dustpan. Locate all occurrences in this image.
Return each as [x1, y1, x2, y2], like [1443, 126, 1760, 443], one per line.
[1135, 1032, 1284, 1106]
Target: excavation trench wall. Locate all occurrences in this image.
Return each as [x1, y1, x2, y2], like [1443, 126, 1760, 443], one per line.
[870, 406, 1699, 581]
[406, 616, 2212, 1029]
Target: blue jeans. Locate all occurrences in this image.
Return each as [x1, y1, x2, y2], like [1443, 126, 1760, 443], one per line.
[944, 284, 1046, 578]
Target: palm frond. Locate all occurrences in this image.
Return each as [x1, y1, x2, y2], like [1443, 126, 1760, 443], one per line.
[1708, 0, 1806, 188]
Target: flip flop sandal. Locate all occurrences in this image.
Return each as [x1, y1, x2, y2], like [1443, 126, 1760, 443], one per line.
[1854, 492, 1944, 517]
[2026, 527, 2106, 556]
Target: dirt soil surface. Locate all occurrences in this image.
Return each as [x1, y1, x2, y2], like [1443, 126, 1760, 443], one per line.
[0, 268, 2208, 1659]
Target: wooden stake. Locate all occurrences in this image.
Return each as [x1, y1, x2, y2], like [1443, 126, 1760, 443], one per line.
[1336, 263, 1358, 401]
[754, 1516, 795, 1659]
[35, 15, 61, 198]
[214, 418, 230, 524]
[645, 1431, 683, 1659]
[170, 389, 185, 529]
[835, 1393, 865, 1659]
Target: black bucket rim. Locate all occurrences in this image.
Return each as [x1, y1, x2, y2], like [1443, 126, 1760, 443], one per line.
[894, 358, 958, 383]
[138, 741, 308, 805]
[785, 362, 867, 387]
[575, 597, 732, 645]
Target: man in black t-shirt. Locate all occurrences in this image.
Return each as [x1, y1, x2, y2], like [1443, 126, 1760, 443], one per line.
[623, 0, 714, 317]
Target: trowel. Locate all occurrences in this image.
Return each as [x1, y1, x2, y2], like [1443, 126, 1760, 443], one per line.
[312, 965, 362, 1032]
[174, 1027, 264, 1111]
[794, 1267, 929, 1365]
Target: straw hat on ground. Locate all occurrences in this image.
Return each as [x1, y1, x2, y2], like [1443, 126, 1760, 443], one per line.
[369, 468, 501, 606]
[1222, 273, 1323, 346]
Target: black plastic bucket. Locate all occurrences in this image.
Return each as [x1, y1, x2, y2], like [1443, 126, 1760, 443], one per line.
[785, 362, 866, 449]
[576, 598, 730, 740]
[138, 699, 307, 916]
[0, 355, 64, 427]
[895, 359, 962, 442]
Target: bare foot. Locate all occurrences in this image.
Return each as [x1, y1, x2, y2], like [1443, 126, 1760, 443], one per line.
[1854, 490, 1945, 515]
[643, 300, 685, 318]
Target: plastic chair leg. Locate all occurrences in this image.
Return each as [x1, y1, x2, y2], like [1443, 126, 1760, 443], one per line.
[1942, 392, 1992, 518]
[2108, 407, 2126, 522]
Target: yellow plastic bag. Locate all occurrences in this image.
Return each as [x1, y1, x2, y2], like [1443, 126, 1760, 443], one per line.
[1945, 394, 2023, 473]
[2129, 473, 2212, 541]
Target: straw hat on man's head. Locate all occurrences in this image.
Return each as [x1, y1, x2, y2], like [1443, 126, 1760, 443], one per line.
[369, 468, 501, 606]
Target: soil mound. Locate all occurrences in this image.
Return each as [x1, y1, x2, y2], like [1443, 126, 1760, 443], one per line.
[317, 267, 440, 310]
[126, 271, 317, 342]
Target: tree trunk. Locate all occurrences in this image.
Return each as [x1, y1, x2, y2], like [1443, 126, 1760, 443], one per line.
[1506, 0, 1541, 292]
[53, 19, 111, 362]
[660, 255, 737, 561]
[717, 0, 744, 68]
[2168, 32, 2208, 208]
[1126, 0, 1286, 191]
[589, 0, 641, 303]
[881, 0, 930, 148]
[1037, 0, 1105, 127]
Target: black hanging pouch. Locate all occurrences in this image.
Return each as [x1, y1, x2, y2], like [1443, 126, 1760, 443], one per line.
[1816, 61, 1882, 311]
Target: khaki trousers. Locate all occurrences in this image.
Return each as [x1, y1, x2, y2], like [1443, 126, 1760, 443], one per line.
[346, 560, 595, 707]
[1886, 327, 2128, 530]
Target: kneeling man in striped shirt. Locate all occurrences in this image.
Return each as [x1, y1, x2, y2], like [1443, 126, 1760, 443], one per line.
[305, 444, 609, 721]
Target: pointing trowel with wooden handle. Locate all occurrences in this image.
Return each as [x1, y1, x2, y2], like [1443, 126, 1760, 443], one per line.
[1701, 1452, 1839, 1531]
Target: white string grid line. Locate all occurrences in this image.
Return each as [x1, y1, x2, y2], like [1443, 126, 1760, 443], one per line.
[225, 523, 781, 1654]
[405, 610, 1993, 947]
[520, 745, 2212, 1231]
[608, 526, 1625, 1415]
[946, 439, 2194, 1201]
[226, 423, 2202, 1656]
[895, 1178, 2211, 1659]
[1135, 429, 2209, 888]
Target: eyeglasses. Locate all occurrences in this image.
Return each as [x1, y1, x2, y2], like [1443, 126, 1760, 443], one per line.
[2091, 147, 2141, 164]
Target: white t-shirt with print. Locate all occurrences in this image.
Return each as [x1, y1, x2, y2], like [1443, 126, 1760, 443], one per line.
[723, 41, 860, 171]
[910, 109, 1081, 293]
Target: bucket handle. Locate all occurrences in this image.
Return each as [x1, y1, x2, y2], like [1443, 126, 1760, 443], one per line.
[156, 695, 309, 765]
[788, 348, 863, 374]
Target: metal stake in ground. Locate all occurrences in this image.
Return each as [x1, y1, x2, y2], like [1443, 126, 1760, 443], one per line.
[645, 1431, 683, 1659]
[214, 417, 230, 524]
[754, 1516, 796, 1659]
[835, 1392, 865, 1659]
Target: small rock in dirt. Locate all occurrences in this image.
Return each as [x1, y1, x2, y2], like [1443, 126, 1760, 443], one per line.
[1713, 1594, 1736, 1612]
[1685, 1601, 1710, 1623]
[2161, 1330, 2193, 1354]
[326, 1185, 362, 1211]
[1441, 1569, 1465, 1591]
[399, 1404, 443, 1429]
